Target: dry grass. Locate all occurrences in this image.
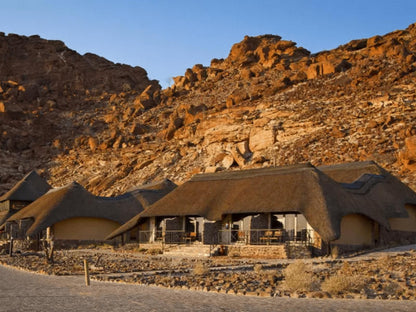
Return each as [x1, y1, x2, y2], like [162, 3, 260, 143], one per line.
[229, 251, 240, 258]
[331, 246, 339, 259]
[192, 262, 209, 276]
[321, 274, 362, 294]
[321, 262, 366, 295]
[378, 255, 395, 270]
[253, 264, 263, 274]
[282, 260, 319, 292]
[383, 281, 403, 297]
[146, 248, 163, 255]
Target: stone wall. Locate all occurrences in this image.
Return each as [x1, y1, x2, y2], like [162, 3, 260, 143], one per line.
[227, 245, 287, 258]
[53, 239, 116, 250]
[285, 243, 312, 259]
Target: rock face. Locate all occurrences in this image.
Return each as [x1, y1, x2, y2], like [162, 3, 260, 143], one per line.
[2, 23, 416, 195]
[0, 32, 160, 195]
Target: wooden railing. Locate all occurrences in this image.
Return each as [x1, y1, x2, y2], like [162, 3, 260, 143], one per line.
[138, 230, 198, 244]
[217, 229, 313, 245]
[137, 229, 312, 246]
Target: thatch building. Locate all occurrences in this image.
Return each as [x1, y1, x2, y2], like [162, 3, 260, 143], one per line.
[3, 179, 176, 242]
[107, 161, 416, 255]
[0, 171, 51, 226]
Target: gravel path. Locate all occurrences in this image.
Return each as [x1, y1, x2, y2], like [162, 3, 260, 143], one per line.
[1, 265, 416, 312]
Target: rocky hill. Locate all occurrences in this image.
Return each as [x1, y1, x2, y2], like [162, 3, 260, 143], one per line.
[1, 23, 416, 196]
[0, 32, 160, 194]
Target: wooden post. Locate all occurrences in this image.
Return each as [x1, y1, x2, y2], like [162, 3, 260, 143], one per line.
[9, 238, 13, 257]
[84, 259, 90, 286]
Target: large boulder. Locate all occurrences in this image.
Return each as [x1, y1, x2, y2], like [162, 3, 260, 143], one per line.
[249, 128, 275, 152]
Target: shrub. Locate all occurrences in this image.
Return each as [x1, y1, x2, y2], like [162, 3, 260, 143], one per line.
[146, 248, 163, 255]
[282, 260, 319, 292]
[383, 281, 403, 297]
[229, 251, 240, 258]
[340, 261, 352, 273]
[321, 273, 365, 294]
[253, 264, 264, 274]
[331, 246, 339, 259]
[193, 262, 209, 276]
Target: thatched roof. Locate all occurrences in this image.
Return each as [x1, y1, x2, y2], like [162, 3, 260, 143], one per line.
[128, 179, 177, 208]
[107, 162, 416, 241]
[3, 179, 176, 237]
[104, 179, 177, 239]
[0, 171, 51, 202]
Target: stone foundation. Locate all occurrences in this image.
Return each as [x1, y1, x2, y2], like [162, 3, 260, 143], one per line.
[227, 245, 287, 258]
[285, 243, 312, 259]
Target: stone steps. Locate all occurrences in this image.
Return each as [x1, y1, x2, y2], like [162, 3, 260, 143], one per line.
[163, 244, 212, 257]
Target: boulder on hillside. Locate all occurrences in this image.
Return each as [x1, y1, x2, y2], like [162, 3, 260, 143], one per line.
[134, 84, 161, 110]
[226, 89, 250, 107]
[249, 128, 275, 152]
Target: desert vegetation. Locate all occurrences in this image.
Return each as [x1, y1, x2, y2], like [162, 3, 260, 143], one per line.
[1, 247, 416, 300]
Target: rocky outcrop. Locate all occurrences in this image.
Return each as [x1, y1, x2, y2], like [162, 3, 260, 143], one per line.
[2, 23, 416, 196]
[0, 33, 160, 195]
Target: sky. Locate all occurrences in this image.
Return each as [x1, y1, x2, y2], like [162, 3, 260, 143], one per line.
[1, 0, 416, 88]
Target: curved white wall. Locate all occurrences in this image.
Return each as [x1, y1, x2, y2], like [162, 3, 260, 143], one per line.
[53, 217, 120, 240]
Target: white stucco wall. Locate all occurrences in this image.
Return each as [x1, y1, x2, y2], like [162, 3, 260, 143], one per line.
[53, 217, 120, 240]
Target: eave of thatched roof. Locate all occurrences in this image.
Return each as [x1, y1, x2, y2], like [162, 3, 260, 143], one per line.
[107, 162, 416, 242]
[0, 171, 51, 202]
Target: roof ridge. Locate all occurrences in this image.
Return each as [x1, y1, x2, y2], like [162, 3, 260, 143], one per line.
[191, 163, 315, 182]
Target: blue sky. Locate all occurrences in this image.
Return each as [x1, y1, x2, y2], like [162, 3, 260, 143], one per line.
[1, 0, 416, 88]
